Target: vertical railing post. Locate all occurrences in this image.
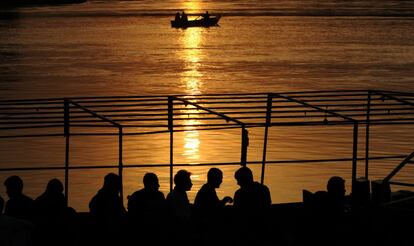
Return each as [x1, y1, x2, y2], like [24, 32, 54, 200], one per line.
[64, 99, 70, 206]
[119, 126, 123, 202]
[365, 91, 371, 179]
[241, 126, 249, 166]
[352, 122, 359, 195]
[261, 93, 273, 184]
[168, 96, 174, 192]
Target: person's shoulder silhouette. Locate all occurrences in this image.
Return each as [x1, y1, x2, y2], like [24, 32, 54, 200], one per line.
[194, 168, 232, 218]
[3, 175, 34, 221]
[34, 178, 67, 217]
[233, 166, 271, 210]
[166, 169, 192, 221]
[127, 172, 165, 220]
[89, 173, 126, 220]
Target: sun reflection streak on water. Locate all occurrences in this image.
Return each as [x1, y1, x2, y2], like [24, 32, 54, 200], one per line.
[180, 24, 205, 163]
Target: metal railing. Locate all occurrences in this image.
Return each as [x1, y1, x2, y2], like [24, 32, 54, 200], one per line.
[1, 90, 413, 204]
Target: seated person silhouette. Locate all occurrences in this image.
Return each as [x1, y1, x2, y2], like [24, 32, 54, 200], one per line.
[194, 168, 233, 246]
[89, 173, 126, 221]
[166, 170, 193, 245]
[127, 172, 165, 222]
[0, 194, 34, 246]
[234, 166, 271, 210]
[194, 168, 232, 220]
[127, 172, 166, 245]
[34, 178, 67, 218]
[166, 169, 192, 222]
[233, 166, 272, 246]
[3, 175, 34, 221]
[304, 176, 348, 214]
[326, 176, 348, 214]
[89, 173, 126, 245]
[34, 179, 76, 246]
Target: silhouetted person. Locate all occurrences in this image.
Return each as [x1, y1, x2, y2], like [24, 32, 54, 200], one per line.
[166, 170, 193, 245]
[4, 175, 34, 221]
[128, 172, 165, 220]
[194, 168, 233, 246]
[194, 168, 232, 219]
[33, 178, 77, 246]
[127, 173, 166, 245]
[233, 166, 271, 246]
[326, 176, 348, 214]
[181, 11, 188, 23]
[89, 173, 126, 246]
[166, 169, 192, 221]
[89, 173, 126, 221]
[300, 176, 350, 246]
[0, 194, 34, 246]
[34, 178, 66, 218]
[202, 11, 210, 20]
[175, 11, 181, 22]
[234, 166, 271, 210]
[307, 176, 349, 214]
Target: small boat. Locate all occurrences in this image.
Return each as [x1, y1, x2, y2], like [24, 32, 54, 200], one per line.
[171, 14, 221, 28]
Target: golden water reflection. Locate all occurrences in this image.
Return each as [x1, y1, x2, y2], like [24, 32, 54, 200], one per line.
[180, 26, 205, 163]
[181, 28, 204, 94]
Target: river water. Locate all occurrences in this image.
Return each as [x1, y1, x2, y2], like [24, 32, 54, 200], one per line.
[0, 0, 414, 211]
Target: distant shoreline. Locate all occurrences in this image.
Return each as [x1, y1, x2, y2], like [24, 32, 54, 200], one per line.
[0, 0, 86, 8]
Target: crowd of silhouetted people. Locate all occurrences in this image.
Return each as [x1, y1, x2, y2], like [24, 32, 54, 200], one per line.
[0, 167, 357, 246]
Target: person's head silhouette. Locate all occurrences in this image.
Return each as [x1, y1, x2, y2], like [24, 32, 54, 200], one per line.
[103, 173, 121, 193]
[143, 172, 160, 192]
[327, 176, 346, 199]
[46, 178, 64, 194]
[174, 170, 192, 191]
[4, 175, 24, 198]
[207, 168, 223, 188]
[235, 166, 254, 188]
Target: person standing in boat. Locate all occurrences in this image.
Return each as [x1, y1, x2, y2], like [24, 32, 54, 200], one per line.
[175, 11, 181, 22]
[181, 11, 188, 23]
[202, 11, 210, 20]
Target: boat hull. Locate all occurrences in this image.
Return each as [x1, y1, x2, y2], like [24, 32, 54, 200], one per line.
[171, 16, 221, 28]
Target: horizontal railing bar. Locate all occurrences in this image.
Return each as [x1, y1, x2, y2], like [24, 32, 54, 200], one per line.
[0, 90, 375, 104]
[0, 102, 407, 113]
[3, 110, 414, 124]
[0, 97, 399, 109]
[2, 106, 414, 119]
[2, 119, 414, 138]
[2, 90, 408, 106]
[0, 133, 64, 138]
[69, 126, 243, 136]
[375, 90, 414, 96]
[0, 124, 63, 130]
[388, 181, 414, 187]
[372, 91, 414, 107]
[0, 155, 406, 172]
[1, 118, 414, 131]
